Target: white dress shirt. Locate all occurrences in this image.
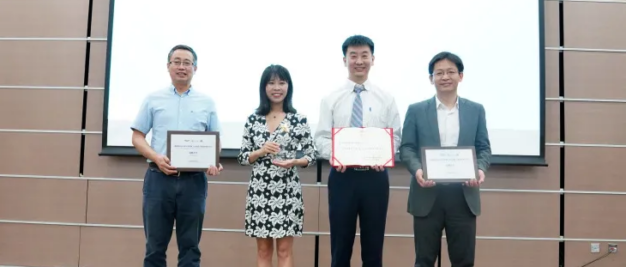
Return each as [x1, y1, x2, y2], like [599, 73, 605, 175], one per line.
[314, 79, 402, 160]
[435, 96, 460, 147]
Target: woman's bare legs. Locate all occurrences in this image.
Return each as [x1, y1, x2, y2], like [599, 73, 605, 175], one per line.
[276, 237, 294, 267]
[256, 238, 274, 267]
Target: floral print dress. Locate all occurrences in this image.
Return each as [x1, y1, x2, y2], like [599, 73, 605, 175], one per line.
[237, 112, 316, 238]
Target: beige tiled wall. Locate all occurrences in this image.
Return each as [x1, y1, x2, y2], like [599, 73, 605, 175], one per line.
[1, 0, 625, 266]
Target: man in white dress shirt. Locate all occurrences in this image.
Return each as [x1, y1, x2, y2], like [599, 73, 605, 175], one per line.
[314, 35, 402, 267]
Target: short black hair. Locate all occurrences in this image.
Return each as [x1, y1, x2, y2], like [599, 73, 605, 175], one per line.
[342, 35, 375, 56]
[255, 64, 297, 116]
[428, 51, 464, 75]
[167, 44, 198, 66]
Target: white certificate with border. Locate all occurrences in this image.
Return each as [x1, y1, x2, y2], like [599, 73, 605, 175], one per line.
[421, 146, 477, 182]
[331, 127, 395, 167]
[167, 130, 220, 171]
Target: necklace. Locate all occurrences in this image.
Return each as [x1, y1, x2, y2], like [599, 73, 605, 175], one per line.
[270, 111, 285, 120]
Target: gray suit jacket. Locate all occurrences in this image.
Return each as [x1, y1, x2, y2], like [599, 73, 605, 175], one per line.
[399, 96, 491, 217]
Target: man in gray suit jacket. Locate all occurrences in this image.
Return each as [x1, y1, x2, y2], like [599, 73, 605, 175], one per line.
[399, 51, 491, 267]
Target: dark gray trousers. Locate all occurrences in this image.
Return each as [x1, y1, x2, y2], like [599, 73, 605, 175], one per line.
[413, 184, 476, 267]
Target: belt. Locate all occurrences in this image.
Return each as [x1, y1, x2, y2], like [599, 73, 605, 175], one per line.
[148, 162, 201, 176]
[349, 167, 371, 171]
[148, 162, 160, 169]
[437, 182, 462, 187]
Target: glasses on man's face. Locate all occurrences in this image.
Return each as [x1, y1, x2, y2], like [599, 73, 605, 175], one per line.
[170, 61, 193, 67]
[434, 71, 458, 78]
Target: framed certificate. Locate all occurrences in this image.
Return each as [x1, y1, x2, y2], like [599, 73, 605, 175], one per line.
[421, 146, 478, 182]
[331, 127, 395, 167]
[166, 130, 220, 172]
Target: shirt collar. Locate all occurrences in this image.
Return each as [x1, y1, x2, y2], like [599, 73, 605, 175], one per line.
[345, 79, 372, 92]
[171, 84, 193, 95]
[435, 95, 459, 109]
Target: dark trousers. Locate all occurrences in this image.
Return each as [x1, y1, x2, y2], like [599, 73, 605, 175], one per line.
[328, 168, 390, 267]
[142, 166, 208, 267]
[413, 184, 476, 267]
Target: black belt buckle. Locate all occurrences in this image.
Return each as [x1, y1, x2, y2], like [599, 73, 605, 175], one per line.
[149, 162, 181, 176]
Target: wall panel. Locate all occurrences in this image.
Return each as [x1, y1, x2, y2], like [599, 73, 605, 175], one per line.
[564, 2, 626, 49]
[440, 240, 559, 266]
[560, 2, 626, 266]
[90, 0, 110, 38]
[88, 42, 108, 87]
[477, 192, 559, 237]
[545, 50, 560, 98]
[0, 224, 80, 267]
[0, 178, 87, 223]
[565, 102, 626, 144]
[0, 89, 83, 130]
[86, 89, 105, 131]
[0, 0, 88, 38]
[544, 0, 560, 48]
[86, 180, 142, 225]
[82, 134, 148, 178]
[564, 52, 626, 99]
[0, 41, 86, 86]
[565, 194, 626, 239]
[565, 146, 626, 191]
[545, 100, 561, 143]
[0, 132, 81, 176]
[565, 242, 626, 267]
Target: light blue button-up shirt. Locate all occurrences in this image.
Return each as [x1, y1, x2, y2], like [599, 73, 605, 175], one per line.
[131, 85, 221, 158]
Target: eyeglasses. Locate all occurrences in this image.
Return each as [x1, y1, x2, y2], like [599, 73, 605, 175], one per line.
[169, 61, 194, 67]
[433, 71, 458, 78]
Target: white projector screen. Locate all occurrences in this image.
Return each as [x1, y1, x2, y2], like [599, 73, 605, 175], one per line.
[101, 0, 546, 165]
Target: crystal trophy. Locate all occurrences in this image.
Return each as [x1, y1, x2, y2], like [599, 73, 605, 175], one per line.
[273, 124, 293, 162]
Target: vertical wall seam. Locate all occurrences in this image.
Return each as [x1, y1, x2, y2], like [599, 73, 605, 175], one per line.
[558, 0, 566, 266]
[78, 0, 95, 265]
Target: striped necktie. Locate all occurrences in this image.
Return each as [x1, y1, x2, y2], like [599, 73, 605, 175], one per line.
[350, 84, 364, 127]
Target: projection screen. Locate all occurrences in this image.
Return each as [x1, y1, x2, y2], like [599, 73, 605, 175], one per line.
[100, 0, 547, 165]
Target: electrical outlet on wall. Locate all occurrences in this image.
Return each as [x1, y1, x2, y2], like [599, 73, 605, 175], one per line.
[591, 243, 600, 253]
[608, 243, 618, 253]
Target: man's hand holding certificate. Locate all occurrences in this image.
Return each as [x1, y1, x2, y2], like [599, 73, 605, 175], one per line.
[331, 127, 395, 170]
[167, 130, 221, 175]
[420, 146, 482, 186]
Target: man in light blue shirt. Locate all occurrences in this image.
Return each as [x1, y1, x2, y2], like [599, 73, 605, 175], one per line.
[130, 44, 222, 267]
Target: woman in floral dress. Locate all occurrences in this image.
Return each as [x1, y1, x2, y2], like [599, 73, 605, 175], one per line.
[237, 64, 316, 267]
